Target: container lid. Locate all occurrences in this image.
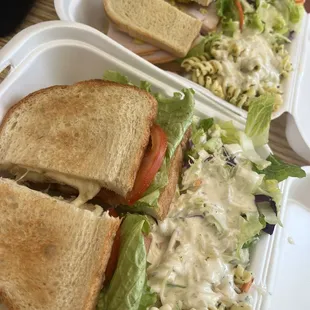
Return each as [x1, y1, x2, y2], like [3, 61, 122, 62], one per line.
[262, 166, 310, 310]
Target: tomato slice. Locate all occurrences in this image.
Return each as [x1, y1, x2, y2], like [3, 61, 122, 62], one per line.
[126, 125, 167, 205]
[104, 226, 121, 284]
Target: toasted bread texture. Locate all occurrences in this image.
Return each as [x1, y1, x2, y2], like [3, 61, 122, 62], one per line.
[0, 80, 158, 197]
[0, 178, 121, 310]
[103, 0, 202, 57]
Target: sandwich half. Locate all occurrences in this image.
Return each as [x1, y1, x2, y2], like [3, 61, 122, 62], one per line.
[103, 0, 202, 57]
[0, 78, 194, 219]
[0, 178, 121, 310]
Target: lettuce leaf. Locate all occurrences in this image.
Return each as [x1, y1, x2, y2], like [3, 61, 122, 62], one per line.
[273, 0, 304, 24]
[198, 118, 214, 132]
[185, 33, 221, 58]
[256, 0, 304, 37]
[254, 154, 306, 182]
[98, 215, 156, 310]
[103, 71, 152, 92]
[245, 94, 274, 147]
[246, 12, 265, 33]
[218, 121, 240, 144]
[221, 19, 239, 37]
[103, 70, 131, 85]
[238, 132, 271, 170]
[256, 179, 282, 210]
[216, 0, 239, 20]
[155, 89, 194, 160]
[237, 213, 265, 254]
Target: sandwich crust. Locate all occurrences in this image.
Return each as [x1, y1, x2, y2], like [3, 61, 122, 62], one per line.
[0, 178, 121, 310]
[0, 80, 158, 197]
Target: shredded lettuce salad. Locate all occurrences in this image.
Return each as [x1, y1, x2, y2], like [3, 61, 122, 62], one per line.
[97, 72, 305, 310]
[216, 0, 304, 40]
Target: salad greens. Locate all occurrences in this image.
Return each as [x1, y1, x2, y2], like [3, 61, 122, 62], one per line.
[184, 95, 305, 241]
[103, 71, 194, 215]
[216, 0, 304, 38]
[184, 33, 221, 59]
[255, 154, 307, 182]
[97, 214, 156, 310]
[245, 94, 274, 147]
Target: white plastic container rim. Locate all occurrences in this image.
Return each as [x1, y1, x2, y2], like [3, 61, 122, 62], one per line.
[0, 21, 309, 310]
[54, 0, 310, 162]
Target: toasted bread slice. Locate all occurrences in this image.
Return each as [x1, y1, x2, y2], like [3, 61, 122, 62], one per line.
[103, 0, 202, 57]
[0, 178, 121, 310]
[0, 80, 157, 198]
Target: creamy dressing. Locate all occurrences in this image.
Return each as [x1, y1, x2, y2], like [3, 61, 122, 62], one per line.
[147, 154, 257, 309]
[216, 34, 282, 91]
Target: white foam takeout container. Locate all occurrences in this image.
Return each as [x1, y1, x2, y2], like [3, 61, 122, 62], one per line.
[54, 0, 310, 162]
[0, 21, 309, 310]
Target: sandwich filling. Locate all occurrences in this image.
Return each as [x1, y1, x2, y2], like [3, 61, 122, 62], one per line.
[3, 164, 101, 206]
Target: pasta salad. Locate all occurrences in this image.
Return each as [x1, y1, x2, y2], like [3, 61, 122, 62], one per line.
[180, 0, 305, 111]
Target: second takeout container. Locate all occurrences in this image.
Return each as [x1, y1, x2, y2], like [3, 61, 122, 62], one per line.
[54, 0, 310, 162]
[0, 21, 309, 309]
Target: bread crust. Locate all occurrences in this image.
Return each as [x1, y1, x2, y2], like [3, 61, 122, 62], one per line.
[157, 144, 183, 220]
[0, 178, 121, 310]
[156, 127, 190, 219]
[0, 80, 157, 197]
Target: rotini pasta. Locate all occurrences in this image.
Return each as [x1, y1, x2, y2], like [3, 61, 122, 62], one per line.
[181, 33, 292, 111]
[234, 265, 253, 286]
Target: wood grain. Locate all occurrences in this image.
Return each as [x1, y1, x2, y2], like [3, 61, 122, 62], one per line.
[0, 0, 309, 166]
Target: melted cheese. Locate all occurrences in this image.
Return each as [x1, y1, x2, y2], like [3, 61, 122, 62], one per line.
[7, 164, 101, 206]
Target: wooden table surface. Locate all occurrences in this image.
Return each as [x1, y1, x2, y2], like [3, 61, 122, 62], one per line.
[0, 0, 309, 167]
